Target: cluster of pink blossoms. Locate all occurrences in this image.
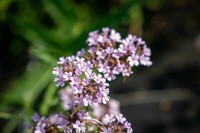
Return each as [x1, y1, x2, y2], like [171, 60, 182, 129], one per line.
[53, 56, 110, 107]
[30, 27, 152, 133]
[31, 110, 91, 133]
[84, 27, 152, 80]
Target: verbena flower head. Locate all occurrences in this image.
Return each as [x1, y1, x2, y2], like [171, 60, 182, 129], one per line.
[31, 113, 66, 133]
[53, 56, 110, 107]
[80, 27, 152, 81]
[31, 27, 152, 133]
[101, 114, 133, 133]
[31, 110, 91, 133]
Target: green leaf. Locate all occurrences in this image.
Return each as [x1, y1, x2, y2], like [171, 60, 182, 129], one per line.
[22, 64, 54, 115]
[2, 113, 20, 133]
[0, 112, 11, 119]
[1, 63, 54, 111]
[29, 44, 56, 64]
[40, 82, 58, 115]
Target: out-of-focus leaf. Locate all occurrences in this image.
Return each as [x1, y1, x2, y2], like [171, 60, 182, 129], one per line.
[42, 0, 74, 26]
[2, 113, 20, 133]
[0, 112, 11, 119]
[22, 64, 54, 115]
[1, 63, 53, 108]
[40, 82, 58, 115]
[29, 44, 56, 64]
[14, 21, 64, 50]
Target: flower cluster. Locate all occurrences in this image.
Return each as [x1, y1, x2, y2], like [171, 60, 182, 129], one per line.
[60, 86, 120, 119]
[30, 27, 152, 133]
[101, 114, 133, 133]
[82, 27, 152, 81]
[31, 110, 91, 133]
[53, 56, 110, 107]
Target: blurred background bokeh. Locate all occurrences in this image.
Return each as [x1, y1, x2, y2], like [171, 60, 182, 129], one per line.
[0, 0, 200, 133]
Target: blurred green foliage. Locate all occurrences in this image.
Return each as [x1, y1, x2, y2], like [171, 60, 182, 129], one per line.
[0, 0, 162, 132]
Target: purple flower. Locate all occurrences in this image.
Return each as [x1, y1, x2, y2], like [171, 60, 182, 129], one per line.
[108, 99, 120, 115]
[121, 64, 133, 77]
[31, 113, 40, 122]
[72, 120, 86, 133]
[52, 67, 62, 76]
[63, 71, 73, 81]
[97, 35, 107, 43]
[73, 85, 83, 94]
[83, 94, 93, 106]
[110, 29, 121, 42]
[88, 46, 97, 54]
[102, 114, 116, 125]
[33, 117, 47, 133]
[57, 57, 67, 65]
[102, 27, 110, 35]
[105, 47, 114, 54]
[127, 55, 140, 66]
[77, 110, 91, 120]
[54, 76, 65, 87]
[64, 110, 91, 133]
[101, 114, 133, 133]
[98, 62, 110, 73]
[94, 74, 106, 84]
[59, 86, 74, 110]
[116, 114, 126, 124]
[124, 121, 132, 129]
[96, 49, 107, 59]
[49, 114, 65, 126]
[69, 76, 80, 86]
[112, 63, 123, 75]
[92, 98, 120, 120]
[104, 70, 116, 81]
[86, 30, 99, 46]
[139, 55, 152, 66]
[76, 48, 85, 57]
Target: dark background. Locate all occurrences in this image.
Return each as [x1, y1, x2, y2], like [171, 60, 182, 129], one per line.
[0, 0, 200, 133]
